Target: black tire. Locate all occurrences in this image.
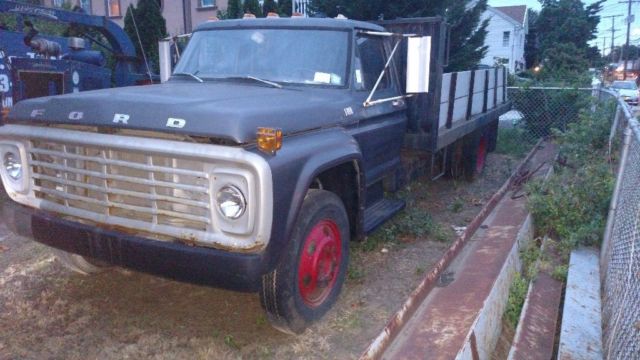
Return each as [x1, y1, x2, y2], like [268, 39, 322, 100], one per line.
[260, 189, 350, 334]
[462, 130, 488, 181]
[446, 130, 488, 181]
[445, 139, 465, 179]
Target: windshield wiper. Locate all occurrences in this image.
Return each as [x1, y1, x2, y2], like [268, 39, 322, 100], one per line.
[222, 76, 282, 89]
[173, 72, 204, 83]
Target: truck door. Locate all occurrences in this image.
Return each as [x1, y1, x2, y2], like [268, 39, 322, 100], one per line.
[348, 33, 406, 201]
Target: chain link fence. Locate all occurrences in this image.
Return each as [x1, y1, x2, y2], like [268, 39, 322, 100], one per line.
[503, 86, 594, 144]
[506, 85, 639, 358]
[599, 89, 640, 359]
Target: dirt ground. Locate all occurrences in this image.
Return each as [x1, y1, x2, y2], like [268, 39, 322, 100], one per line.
[0, 153, 519, 360]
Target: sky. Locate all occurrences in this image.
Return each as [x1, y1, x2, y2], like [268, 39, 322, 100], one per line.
[488, 0, 640, 54]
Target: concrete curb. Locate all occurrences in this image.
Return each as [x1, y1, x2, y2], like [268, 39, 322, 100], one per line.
[456, 213, 533, 359]
[557, 248, 603, 360]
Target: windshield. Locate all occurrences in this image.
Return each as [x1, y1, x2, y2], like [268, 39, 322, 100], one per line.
[612, 81, 637, 90]
[173, 28, 350, 86]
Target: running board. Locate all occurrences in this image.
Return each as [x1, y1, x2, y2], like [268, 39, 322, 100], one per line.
[363, 199, 405, 234]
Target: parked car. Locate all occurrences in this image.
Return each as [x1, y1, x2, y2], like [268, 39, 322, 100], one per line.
[610, 80, 639, 105]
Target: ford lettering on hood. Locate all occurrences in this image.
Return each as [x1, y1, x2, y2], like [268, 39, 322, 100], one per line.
[6, 80, 359, 143]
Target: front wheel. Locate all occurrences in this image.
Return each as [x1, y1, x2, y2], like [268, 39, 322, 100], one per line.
[260, 189, 350, 334]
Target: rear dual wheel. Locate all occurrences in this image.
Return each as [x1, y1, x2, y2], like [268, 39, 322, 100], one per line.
[260, 189, 349, 334]
[446, 128, 490, 181]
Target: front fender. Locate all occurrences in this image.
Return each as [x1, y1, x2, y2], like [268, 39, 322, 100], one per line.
[261, 128, 364, 272]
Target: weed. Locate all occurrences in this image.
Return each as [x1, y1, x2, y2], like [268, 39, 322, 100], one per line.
[415, 266, 425, 275]
[255, 314, 267, 326]
[257, 345, 272, 359]
[504, 273, 529, 328]
[520, 243, 541, 280]
[551, 264, 569, 282]
[224, 334, 240, 350]
[347, 263, 365, 283]
[450, 197, 464, 213]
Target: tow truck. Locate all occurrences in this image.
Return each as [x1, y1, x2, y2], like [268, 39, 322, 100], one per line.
[0, 15, 509, 333]
[0, 0, 150, 120]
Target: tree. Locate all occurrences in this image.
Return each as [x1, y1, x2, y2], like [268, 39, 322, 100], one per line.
[535, 0, 603, 60]
[532, 0, 603, 80]
[263, 0, 279, 15]
[310, 0, 489, 71]
[226, 0, 243, 19]
[278, 0, 292, 16]
[243, 0, 263, 17]
[123, 0, 167, 73]
[524, 9, 539, 68]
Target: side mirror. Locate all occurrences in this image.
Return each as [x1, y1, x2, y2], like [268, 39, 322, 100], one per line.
[406, 36, 431, 93]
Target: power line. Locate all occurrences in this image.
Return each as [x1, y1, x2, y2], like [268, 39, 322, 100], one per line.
[619, 0, 640, 79]
[603, 14, 625, 58]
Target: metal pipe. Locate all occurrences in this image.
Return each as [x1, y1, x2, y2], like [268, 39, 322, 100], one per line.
[364, 38, 401, 107]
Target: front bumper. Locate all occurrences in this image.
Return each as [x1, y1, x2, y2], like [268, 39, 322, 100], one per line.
[2, 198, 267, 292]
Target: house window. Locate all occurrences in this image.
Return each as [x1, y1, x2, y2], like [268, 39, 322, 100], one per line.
[108, 0, 121, 17]
[503, 31, 510, 47]
[200, 0, 215, 7]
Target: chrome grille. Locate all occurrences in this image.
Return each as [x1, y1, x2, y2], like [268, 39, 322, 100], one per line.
[28, 140, 212, 239]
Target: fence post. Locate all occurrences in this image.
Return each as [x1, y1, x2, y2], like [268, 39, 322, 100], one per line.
[601, 124, 631, 277]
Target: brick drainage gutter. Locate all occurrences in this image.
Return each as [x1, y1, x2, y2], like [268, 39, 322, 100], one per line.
[360, 139, 555, 359]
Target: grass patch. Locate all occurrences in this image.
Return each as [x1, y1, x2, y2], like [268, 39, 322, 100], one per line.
[504, 273, 529, 328]
[496, 127, 536, 158]
[360, 207, 449, 252]
[520, 241, 542, 280]
[347, 262, 365, 283]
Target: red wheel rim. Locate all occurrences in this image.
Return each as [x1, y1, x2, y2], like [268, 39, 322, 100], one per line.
[476, 136, 488, 174]
[298, 219, 342, 308]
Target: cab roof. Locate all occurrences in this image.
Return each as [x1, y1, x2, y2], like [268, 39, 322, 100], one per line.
[195, 17, 385, 33]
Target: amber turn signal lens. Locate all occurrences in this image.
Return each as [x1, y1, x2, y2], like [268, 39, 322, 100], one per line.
[257, 127, 282, 155]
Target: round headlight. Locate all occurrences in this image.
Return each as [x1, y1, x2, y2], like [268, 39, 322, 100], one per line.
[216, 185, 246, 220]
[4, 151, 22, 180]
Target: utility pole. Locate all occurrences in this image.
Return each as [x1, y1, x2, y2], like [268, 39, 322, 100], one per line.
[620, 1, 640, 80]
[602, 37, 607, 57]
[602, 14, 623, 61]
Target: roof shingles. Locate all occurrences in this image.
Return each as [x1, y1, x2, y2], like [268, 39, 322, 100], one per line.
[494, 5, 527, 25]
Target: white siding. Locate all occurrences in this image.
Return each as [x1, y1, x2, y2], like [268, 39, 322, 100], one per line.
[480, 8, 526, 73]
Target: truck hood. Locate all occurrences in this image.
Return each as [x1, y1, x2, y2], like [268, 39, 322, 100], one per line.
[6, 81, 360, 143]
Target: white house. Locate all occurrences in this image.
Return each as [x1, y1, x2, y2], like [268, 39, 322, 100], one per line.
[480, 5, 528, 73]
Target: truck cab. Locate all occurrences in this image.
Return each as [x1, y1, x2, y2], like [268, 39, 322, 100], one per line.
[0, 16, 508, 334]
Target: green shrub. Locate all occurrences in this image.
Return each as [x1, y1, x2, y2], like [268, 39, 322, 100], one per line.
[526, 102, 615, 255]
[505, 273, 529, 328]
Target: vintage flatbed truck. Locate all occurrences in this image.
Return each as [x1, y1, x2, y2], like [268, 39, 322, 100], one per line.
[0, 16, 509, 333]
